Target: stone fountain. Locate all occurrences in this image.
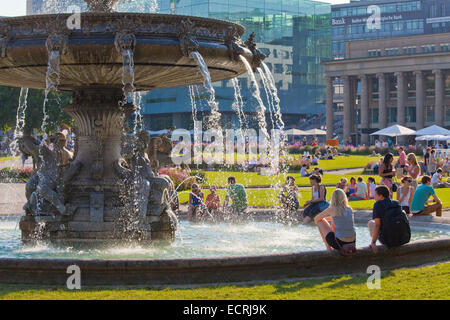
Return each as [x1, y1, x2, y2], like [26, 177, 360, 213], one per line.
[0, 0, 264, 243]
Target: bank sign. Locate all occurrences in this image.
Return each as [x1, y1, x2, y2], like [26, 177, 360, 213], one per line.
[332, 14, 403, 26]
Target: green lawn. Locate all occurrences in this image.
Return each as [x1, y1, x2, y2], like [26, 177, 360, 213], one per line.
[291, 155, 379, 171]
[0, 156, 16, 162]
[1, 262, 448, 300]
[197, 155, 383, 188]
[179, 187, 450, 210]
[200, 171, 371, 187]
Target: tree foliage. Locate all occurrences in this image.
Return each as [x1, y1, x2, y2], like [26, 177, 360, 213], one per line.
[0, 85, 73, 135]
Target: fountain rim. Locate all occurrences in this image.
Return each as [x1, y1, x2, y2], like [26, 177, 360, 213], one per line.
[0, 12, 246, 36]
[0, 215, 449, 284]
[1, 215, 449, 262]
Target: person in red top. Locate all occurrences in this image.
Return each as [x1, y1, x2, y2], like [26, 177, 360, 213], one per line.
[206, 186, 221, 219]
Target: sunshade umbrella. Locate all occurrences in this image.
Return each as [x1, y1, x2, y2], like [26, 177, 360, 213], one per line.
[285, 128, 308, 136]
[303, 128, 327, 136]
[370, 124, 416, 137]
[413, 125, 450, 136]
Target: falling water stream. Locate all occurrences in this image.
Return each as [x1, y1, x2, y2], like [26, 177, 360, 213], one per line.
[9, 88, 29, 155]
[230, 77, 248, 130]
[259, 62, 289, 174]
[239, 55, 278, 175]
[190, 51, 222, 130]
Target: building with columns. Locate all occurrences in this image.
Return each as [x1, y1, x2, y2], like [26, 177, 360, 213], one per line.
[323, 32, 450, 144]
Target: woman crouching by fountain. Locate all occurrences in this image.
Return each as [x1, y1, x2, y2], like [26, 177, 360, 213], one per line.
[302, 175, 329, 224]
[314, 189, 356, 254]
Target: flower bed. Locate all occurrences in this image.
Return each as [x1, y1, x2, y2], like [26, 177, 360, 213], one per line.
[0, 167, 33, 183]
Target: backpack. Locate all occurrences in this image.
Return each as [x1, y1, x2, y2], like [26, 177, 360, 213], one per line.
[380, 200, 411, 248]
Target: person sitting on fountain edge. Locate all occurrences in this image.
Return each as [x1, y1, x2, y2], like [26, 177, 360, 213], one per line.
[314, 189, 356, 253]
[187, 183, 204, 221]
[206, 185, 221, 219]
[302, 174, 329, 224]
[410, 176, 443, 217]
[368, 185, 411, 253]
[278, 176, 300, 212]
[223, 176, 248, 217]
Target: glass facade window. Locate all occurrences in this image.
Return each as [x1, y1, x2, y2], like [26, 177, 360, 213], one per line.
[370, 108, 379, 124]
[441, 43, 450, 52]
[387, 107, 397, 123]
[403, 46, 417, 54]
[332, 1, 422, 18]
[385, 48, 400, 56]
[422, 44, 436, 53]
[406, 106, 416, 123]
[142, 0, 331, 128]
[426, 105, 435, 122]
[426, 75, 435, 97]
[446, 75, 450, 96]
[446, 106, 450, 122]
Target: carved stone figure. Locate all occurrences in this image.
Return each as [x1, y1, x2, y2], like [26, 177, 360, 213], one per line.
[0, 23, 11, 58]
[85, 0, 119, 12]
[18, 135, 40, 171]
[20, 134, 71, 216]
[225, 26, 245, 62]
[178, 19, 199, 57]
[147, 127, 175, 171]
[244, 32, 266, 71]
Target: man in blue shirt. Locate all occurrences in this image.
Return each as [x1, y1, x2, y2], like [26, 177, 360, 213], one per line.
[410, 176, 442, 217]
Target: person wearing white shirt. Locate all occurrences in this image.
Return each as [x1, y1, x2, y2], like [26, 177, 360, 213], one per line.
[367, 177, 377, 199]
[301, 164, 311, 177]
[432, 168, 450, 188]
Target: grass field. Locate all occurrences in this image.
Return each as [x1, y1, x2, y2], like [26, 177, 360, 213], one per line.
[0, 156, 16, 162]
[179, 155, 450, 210]
[1, 262, 448, 300]
[178, 187, 450, 210]
[200, 170, 371, 187]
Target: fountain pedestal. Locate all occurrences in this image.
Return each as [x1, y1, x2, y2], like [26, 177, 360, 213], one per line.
[19, 88, 177, 243]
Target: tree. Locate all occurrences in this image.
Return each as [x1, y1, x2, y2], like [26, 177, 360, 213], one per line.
[0, 85, 73, 135]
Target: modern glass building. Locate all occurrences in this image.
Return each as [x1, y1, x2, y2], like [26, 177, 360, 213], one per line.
[332, 0, 450, 59]
[146, 0, 331, 131]
[26, 0, 332, 131]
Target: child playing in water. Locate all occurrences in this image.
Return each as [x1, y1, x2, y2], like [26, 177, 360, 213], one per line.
[278, 176, 300, 212]
[187, 183, 204, 221]
[206, 185, 221, 219]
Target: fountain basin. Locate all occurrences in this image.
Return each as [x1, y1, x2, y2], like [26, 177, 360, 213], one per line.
[0, 215, 449, 285]
[0, 13, 252, 90]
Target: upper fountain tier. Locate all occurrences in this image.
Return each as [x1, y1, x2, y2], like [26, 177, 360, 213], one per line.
[0, 11, 259, 91]
[85, 0, 120, 12]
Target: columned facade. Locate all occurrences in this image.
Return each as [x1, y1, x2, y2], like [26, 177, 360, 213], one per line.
[342, 76, 352, 143]
[360, 74, 369, 145]
[377, 73, 387, 130]
[323, 32, 450, 144]
[414, 70, 425, 130]
[324, 69, 449, 144]
[325, 76, 334, 140]
[434, 69, 445, 127]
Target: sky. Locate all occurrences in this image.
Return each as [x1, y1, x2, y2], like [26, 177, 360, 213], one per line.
[0, 0, 351, 17]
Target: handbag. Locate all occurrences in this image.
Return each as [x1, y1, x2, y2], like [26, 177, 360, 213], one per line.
[392, 182, 399, 193]
[318, 201, 329, 212]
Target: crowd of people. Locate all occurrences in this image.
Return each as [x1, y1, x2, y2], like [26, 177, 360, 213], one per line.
[187, 176, 249, 222]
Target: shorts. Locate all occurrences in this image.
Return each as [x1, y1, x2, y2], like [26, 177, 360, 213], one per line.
[325, 232, 355, 250]
[381, 178, 393, 189]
